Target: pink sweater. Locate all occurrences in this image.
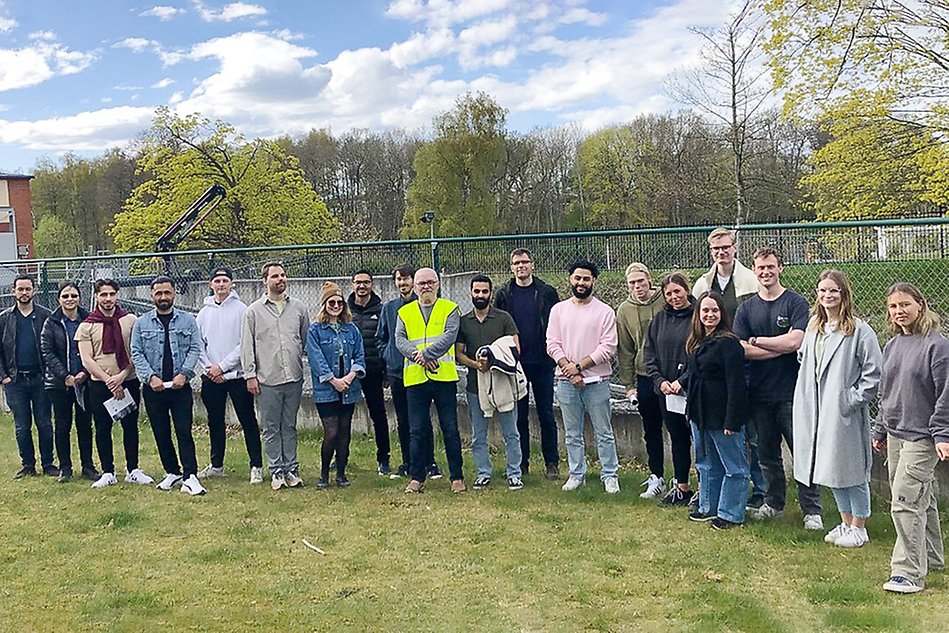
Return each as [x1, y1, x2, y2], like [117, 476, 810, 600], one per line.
[545, 297, 617, 379]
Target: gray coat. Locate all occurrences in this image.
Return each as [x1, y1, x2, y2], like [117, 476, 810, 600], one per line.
[792, 319, 883, 489]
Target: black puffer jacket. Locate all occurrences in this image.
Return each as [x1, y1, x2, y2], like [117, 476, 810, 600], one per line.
[348, 292, 384, 376]
[643, 298, 694, 394]
[684, 335, 749, 432]
[0, 303, 51, 381]
[40, 306, 91, 390]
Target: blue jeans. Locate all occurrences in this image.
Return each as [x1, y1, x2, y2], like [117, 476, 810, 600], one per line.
[831, 483, 871, 520]
[555, 380, 618, 480]
[407, 380, 463, 482]
[691, 423, 750, 524]
[5, 374, 54, 469]
[466, 392, 521, 479]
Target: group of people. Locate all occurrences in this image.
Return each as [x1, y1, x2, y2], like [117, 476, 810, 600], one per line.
[2, 230, 947, 595]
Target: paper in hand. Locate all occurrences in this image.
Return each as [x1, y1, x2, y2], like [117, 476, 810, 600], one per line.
[104, 390, 137, 421]
[665, 394, 687, 415]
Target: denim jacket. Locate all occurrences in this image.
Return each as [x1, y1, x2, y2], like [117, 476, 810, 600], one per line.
[306, 321, 366, 405]
[130, 309, 203, 383]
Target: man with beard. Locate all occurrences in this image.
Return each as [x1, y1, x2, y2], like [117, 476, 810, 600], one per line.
[130, 276, 205, 495]
[241, 262, 310, 490]
[348, 269, 391, 476]
[456, 275, 522, 490]
[396, 267, 465, 493]
[546, 261, 620, 494]
[0, 274, 56, 478]
[494, 248, 561, 478]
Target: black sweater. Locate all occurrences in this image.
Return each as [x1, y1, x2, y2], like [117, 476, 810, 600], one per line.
[643, 299, 694, 394]
[684, 335, 749, 432]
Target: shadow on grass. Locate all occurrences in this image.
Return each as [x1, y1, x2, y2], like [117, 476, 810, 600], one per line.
[680, 585, 790, 633]
[822, 606, 914, 632]
[807, 580, 877, 605]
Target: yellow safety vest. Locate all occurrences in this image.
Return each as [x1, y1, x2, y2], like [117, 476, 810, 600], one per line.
[398, 298, 459, 386]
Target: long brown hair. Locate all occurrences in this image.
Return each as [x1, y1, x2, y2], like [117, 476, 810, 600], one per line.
[316, 293, 352, 324]
[809, 269, 856, 336]
[686, 291, 734, 355]
[885, 282, 941, 335]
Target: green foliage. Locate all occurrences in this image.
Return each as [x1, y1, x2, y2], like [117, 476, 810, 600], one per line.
[110, 108, 340, 252]
[33, 215, 83, 258]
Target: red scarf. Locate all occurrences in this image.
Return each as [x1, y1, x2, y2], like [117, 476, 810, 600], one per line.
[84, 305, 131, 371]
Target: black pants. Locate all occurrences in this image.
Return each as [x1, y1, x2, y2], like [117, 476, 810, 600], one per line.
[390, 376, 433, 467]
[637, 375, 665, 478]
[407, 381, 463, 482]
[88, 379, 140, 475]
[317, 400, 355, 479]
[659, 401, 692, 484]
[516, 361, 559, 470]
[49, 387, 95, 473]
[362, 372, 390, 465]
[143, 385, 198, 478]
[753, 400, 822, 514]
[200, 377, 263, 469]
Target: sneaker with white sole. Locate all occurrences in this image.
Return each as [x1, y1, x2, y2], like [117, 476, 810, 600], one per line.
[803, 513, 825, 531]
[639, 474, 665, 499]
[561, 476, 584, 492]
[250, 466, 263, 485]
[883, 575, 924, 594]
[751, 503, 783, 520]
[91, 472, 118, 489]
[603, 476, 620, 494]
[156, 473, 183, 491]
[180, 474, 207, 496]
[835, 525, 869, 548]
[271, 473, 287, 490]
[472, 476, 491, 490]
[824, 523, 849, 544]
[124, 468, 154, 485]
[285, 471, 303, 488]
[507, 476, 524, 490]
[197, 464, 224, 479]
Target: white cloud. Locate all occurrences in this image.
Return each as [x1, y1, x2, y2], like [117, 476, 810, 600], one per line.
[0, 39, 96, 92]
[386, 0, 516, 27]
[0, 106, 154, 150]
[0, 16, 15, 32]
[114, 84, 143, 91]
[114, 37, 157, 53]
[193, 1, 268, 22]
[151, 78, 175, 89]
[139, 5, 185, 21]
[388, 29, 455, 68]
[559, 7, 606, 26]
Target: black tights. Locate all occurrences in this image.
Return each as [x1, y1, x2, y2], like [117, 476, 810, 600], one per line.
[318, 401, 354, 479]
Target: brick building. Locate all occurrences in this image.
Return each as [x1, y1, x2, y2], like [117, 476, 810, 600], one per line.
[0, 173, 34, 260]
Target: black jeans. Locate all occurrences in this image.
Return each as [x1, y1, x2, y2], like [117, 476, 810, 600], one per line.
[4, 373, 54, 469]
[88, 379, 141, 475]
[49, 387, 95, 473]
[516, 361, 559, 470]
[143, 385, 198, 478]
[362, 372, 390, 464]
[659, 401, 692, 484]
[391, 376, 434, 468]
[637, 375, 665, 478]
[200, 377, 263, 469]
[317, 400, 355, 479]
[407, 380, 463, 482]
[753, 400, 822, 514]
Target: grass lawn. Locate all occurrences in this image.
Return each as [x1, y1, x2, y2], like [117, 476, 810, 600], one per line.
[0, 419, 946, 633]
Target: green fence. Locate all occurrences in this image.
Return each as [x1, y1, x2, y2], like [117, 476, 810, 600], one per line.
[2, 218, 948, 339]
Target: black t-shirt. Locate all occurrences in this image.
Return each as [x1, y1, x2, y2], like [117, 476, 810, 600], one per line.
[733, 290, 810, 402]
[157, 312, 174, 382]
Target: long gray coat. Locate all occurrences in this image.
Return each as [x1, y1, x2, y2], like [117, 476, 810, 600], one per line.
[793, 319, 883, 489]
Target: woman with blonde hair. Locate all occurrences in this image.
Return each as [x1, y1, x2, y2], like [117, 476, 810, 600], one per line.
[873, 282, 949, 593]
[306, 281, 366, 489]
[793, 269, 882, 547]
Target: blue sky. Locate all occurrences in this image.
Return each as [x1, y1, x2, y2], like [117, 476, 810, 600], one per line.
[0, 0, 738, 172]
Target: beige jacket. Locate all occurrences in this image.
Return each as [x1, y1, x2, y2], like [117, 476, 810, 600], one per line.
[476, 335, 528, 417]
[240, 295, 309, 386]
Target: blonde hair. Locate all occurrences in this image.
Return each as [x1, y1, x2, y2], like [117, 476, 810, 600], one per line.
[707, 227, 735, 245]
[809, 269, 856, 336]
[624, 262, 651, 278]
[885, 282, 941, 335]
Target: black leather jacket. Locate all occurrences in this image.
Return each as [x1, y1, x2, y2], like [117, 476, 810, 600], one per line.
[0, 303, 52, 381]
[40, 306, 91, 390]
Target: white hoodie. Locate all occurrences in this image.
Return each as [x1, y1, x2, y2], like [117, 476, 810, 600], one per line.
[196, 289, 247, 380]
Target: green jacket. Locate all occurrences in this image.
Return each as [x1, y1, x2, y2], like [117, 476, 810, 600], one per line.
[616, 289, 665, 387]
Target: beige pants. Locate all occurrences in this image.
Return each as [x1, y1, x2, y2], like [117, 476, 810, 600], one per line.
[887, 436, 945, 586]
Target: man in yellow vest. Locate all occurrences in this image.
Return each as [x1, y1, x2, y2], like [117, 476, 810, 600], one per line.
[395, 267, 465, 494]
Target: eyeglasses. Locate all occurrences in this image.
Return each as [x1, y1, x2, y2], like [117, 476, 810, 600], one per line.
[353, 280, 372, 286]
[416, 280, 437, 287]
[709, 245, 734, 252]
[511, 260, 532, 266]
[60, 294, 80, 299]
[326, 299, 345, 307]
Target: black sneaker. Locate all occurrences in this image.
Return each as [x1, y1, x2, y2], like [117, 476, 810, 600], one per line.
[57, 469, 73, 483]
[43, 465, 61, 477]
[660, 487, 693, 507]
[746, 494, 765, 512]
[316, 477, 329, 490]
[710, 517, 741, 530]
[428, 464, 443, 479]
[473, 476, 491, 490]
[544, 463, 560, 480]
[81, 466, 101, 481]
[377, 461, 391, 477]
[689, 511, 715, 522]
[390, 464, 409, 479]
[507, 476, 524, 491]
[336, 475, 351, 488]
[14, 467, 37, 480]
[688, 491, 700, 511]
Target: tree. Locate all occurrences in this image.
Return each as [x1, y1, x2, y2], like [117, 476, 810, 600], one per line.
[33, 215, 83, 258]
[110, 108, 340, 252]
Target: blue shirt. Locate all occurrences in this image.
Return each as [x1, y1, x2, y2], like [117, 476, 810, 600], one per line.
[15, 309, 40, 372]
[511, 282, 543, 364]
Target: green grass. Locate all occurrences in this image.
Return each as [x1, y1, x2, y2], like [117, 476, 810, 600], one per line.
[0, 419, 946, 632]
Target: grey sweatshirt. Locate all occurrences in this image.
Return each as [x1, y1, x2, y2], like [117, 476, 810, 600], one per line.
[395, 301, 460, 362]
[874, 331, 949, 445]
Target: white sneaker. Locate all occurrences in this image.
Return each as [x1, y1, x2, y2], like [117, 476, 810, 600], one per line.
[271, 473, 287, 490]
[91, 472, 118, 489]
[835, 525, 869, 548]
[285, 471, 304, 488]
[752, 503, 784, 520]
[604, 476, 620, 494]
[561, 476, 584, 492]
[124, 468, 154, 485]
[156, 473, 183, 491]
[180, 474, 207, 496]
[803, 513, 825, 531]
[824, 523, 849, 544]
[250, 466, 264, 485]
[639, 474, 665, 499]
[197, 464, 224, 479]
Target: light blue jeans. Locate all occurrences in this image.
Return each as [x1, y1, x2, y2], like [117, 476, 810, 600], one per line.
[831, 483, 871, 520]
[555, 380, 618, 480]
[466, 392, 521, 479]
[692, 423, 750, 524]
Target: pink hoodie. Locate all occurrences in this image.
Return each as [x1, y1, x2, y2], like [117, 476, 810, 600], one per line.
[545, 297, 617, 379]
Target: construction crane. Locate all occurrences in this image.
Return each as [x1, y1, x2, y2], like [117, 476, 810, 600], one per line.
[154, 184, 227, 252]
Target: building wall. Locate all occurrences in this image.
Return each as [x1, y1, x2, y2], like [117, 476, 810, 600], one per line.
[6, 179, 34, 258]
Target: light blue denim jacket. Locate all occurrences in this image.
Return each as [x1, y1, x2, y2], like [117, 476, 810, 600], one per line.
[130, 309, 203, 383]
[306, 321, 366, 405]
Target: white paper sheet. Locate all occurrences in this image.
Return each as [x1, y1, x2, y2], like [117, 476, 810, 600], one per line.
[665, 394, 687, 415]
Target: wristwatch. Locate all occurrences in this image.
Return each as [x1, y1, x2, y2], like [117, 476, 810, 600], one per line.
[575, 363, 582, 372]
[750, 337, 758, 347]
